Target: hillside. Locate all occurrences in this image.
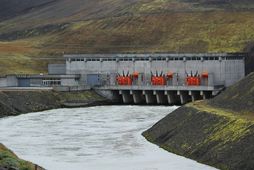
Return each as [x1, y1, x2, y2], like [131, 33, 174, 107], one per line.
[0, 0, 254, 74]
[143, 72, 254, 170]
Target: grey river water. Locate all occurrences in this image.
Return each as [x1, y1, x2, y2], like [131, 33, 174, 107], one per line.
[0, 106, 217, 170]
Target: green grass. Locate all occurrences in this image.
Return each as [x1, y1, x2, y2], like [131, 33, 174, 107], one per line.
[0, 144, 34, 170]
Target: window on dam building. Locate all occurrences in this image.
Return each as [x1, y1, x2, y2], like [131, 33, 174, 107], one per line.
[42, 78, 61, 87]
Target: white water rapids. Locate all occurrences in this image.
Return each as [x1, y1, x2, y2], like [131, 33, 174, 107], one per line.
[0, 106, 217, 170]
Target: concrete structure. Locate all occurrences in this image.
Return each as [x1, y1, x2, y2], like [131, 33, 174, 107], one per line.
[17, 75, 80, 87]
[65, 53, 245, 87]
[96, 85, 221, 105]
[0, 75, 18, 87]
[48, 64, 66, 75]
[63, 53, 246, 105]
[0, 53, 246, 105]
[0, 75, 80, 88]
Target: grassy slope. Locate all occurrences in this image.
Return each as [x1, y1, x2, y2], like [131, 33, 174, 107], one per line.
[0, 0, 254, 74]
[143, 72, 254, 170]
[208, 73, 254, 114]
[0, 143, 40, 170]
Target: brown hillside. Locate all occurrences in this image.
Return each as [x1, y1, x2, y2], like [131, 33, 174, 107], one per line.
[0, 0, 254, 74]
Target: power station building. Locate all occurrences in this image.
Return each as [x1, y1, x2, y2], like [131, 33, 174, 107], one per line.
[64, 53, 245, 87]
[63, 53, 245, 104]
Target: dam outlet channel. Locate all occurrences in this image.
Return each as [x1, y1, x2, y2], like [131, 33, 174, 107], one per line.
[0, 106, 217, 170]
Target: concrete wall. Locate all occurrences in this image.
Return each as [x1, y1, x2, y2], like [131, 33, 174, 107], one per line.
[48, 64, 66, 75]
[53, 86, 90, 92]
[0, 76, 18, 87]
[61, 78, 79, 86]
[65, 54, 245, 87]
[30, 78, 43, 87]
[0, 78, 7, 87]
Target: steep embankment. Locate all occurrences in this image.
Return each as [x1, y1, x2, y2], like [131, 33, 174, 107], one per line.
[143, 72, 254, 170]
[1, 0, 254, 74]
[0, 90, 108, 118]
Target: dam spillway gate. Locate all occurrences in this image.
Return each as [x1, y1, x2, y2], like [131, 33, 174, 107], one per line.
[95, 85, 223, 105]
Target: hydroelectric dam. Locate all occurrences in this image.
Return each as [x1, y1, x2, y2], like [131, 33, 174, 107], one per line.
[0, 53, 245, 105]
[64, 53, 245, 105]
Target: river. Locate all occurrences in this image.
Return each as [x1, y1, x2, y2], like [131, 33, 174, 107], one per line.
[0, 106, 217, 170]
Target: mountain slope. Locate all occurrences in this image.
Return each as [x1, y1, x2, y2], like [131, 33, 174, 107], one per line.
[0, 0, 254, 74]
[0, 0, 56, 21]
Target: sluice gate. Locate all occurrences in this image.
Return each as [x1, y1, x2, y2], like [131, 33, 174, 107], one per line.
[95, 85, 221, 105]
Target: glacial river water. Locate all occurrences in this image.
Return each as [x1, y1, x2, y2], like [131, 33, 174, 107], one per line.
[0, 106, 217, 170]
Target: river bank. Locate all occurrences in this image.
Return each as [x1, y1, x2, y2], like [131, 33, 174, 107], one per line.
[0, 90, 111, 169]
[0, 105, 218, 170]
[0, 143, 44, 170]
[0, 90, 111, 118]
[143, 73, 254, 170]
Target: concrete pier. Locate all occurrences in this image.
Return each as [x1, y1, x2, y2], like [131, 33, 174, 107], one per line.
[177, 91, 192, 104]
[165, 91, 179, 105]
[154, 91, 168, 104]
[131, 90, 145, 104]
[189, 91, 202, 102]
[143, 91, 157, 104]
[120, 90, 133, 104]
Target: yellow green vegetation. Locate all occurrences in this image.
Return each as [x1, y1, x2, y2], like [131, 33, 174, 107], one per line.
[0, 143, 34, 170]
[0, 35, 60, 74]
[53, 11, 254, 54]
[189, 100, 254, 120]
[188, 101, 254, 145]
[205, 119, 251, 144]
[1, 1, 254, 74]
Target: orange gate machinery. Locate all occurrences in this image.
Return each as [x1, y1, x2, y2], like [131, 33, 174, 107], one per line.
[186, 71, 200, 86]
[185, 71, 208, 86]
[151, 71, 166, 86]
[116, 71, 139, 86]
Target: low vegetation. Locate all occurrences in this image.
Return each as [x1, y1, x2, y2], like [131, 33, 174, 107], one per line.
[0, 0, 254, 73]
[0, 143, 35, 170]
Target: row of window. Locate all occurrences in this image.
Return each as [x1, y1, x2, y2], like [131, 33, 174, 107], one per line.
[69, 56, 244, 62]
